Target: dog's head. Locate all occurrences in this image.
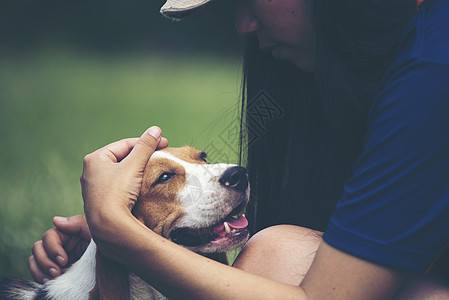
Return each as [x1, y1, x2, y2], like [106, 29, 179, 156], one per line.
[132, 146, 250, 253]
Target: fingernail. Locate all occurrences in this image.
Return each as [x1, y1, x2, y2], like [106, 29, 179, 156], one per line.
[56, 255, 65, 265]
[49, 268, 58, 278]
[54, 216, 68, 222]
[43, 277, 50, 284]
[147, 126, 161, 139]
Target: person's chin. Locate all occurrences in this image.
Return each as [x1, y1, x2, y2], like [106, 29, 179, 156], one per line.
[272, 47, 315, 72]
[292, 59, 315, 72]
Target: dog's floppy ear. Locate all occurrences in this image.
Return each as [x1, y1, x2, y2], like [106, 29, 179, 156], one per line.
[88, 249, 130, 300]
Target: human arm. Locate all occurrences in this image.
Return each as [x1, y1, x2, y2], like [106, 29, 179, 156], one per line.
[28, 134, 168, 283]
[98, 218, 405, 299]
[87, 2, 449, 296]
[82, 126, 406, 300]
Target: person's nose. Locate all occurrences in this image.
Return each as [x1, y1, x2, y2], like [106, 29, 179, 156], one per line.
[234, 3, 259, 36]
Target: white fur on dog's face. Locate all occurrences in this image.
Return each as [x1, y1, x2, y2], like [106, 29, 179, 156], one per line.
[133, 146, 250, 253]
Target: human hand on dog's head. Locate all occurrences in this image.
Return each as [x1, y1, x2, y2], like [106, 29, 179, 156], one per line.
[81, 126, 168, 259]
[29, 128, 168, 283]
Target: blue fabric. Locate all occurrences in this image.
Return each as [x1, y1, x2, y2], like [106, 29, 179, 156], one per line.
[323, 0, 449, 273]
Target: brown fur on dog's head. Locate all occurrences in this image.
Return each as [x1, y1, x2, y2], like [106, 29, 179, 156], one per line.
[92, 146, 249, 299]
[133, 147, 208, 235]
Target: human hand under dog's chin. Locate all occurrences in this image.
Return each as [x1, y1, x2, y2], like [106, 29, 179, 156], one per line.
[81, 127, 168, 258]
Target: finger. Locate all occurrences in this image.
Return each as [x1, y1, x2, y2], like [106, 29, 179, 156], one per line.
[28, 256, 51, 284]
[62, 235, 92, 264]
[123, 126, 162, 170]
[53, 215, 92, 241]
[41, 228, 70, 267]
[87, 135, 166, 164]
[94, 138, 140, 163]
[31, 241, 62, 279]
[157, 137, 169, 150]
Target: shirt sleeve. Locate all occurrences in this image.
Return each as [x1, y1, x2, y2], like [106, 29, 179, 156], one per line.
[323, 1, 449, 273]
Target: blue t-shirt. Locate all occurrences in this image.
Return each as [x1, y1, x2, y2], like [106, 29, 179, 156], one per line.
[323, 0, 449, 273]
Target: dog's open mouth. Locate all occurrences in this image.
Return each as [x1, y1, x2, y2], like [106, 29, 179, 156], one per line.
[169, 205, 249, 248]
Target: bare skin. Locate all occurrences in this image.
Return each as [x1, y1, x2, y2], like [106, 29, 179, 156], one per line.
[233, 225, 323, 286]
[28, 127, 449, 299]
[26, 0, 449, 298]
[28, 135, 168, 283]
[30, 213, 449, 299]
[234, 225, 449, 300]
[234, 0, 317, 71]
[28, 215, 91, 283]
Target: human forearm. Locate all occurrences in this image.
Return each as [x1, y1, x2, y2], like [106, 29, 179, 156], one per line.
[80, 129, 406, 300]
[107, 213, 308, 300]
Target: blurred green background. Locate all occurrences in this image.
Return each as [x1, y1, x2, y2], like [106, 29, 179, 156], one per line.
[0, 0, 244, 278]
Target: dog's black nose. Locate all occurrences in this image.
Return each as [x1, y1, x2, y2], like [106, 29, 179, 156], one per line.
[219, 166, 248, 192]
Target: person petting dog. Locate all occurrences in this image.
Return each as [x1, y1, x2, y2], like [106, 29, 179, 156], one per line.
[29, 0, 449, 299]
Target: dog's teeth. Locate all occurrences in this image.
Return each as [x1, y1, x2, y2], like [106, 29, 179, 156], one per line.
[231, 229, 237, 233]
[224, 222, 231, 234]
[225, 182, 230, 186]
[242, 214, 245, 218]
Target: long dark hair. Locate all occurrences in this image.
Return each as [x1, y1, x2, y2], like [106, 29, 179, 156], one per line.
[241, 0, 418, 233]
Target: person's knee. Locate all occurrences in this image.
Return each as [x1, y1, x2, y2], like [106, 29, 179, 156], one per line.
[233, 225, 323, 285]
[236, 225, 322, 264]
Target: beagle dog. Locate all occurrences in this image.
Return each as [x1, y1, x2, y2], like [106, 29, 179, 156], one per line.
[0, 146, 250, 300]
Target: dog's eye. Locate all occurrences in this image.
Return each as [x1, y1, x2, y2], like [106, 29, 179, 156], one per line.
[154, 172, 175, 185]
[200, 152, 208, 163]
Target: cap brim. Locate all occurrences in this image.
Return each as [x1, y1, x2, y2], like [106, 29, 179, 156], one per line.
[160, 0, 215, 20]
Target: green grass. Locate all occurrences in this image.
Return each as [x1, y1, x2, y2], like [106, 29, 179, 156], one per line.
[0, 48, 243, 278]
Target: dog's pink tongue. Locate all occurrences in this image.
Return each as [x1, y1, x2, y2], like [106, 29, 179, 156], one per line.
[213, 215, 248, 235]
[227, 215, 248, 229]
